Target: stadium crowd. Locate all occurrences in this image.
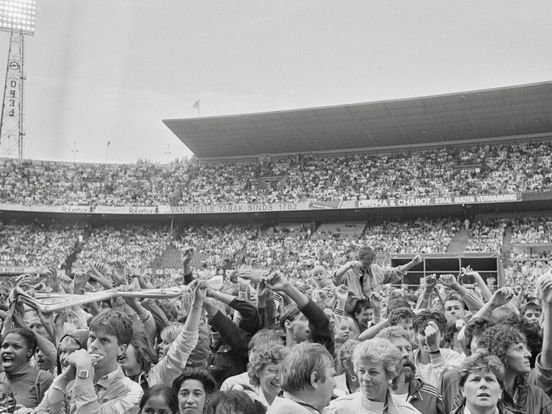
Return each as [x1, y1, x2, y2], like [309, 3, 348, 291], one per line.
[0, 213, 551, 413]
[0, 140, 551, 206]
[1, 241, 552, 414]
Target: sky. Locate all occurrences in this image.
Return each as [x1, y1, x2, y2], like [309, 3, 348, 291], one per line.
[1, 0, 551, 163]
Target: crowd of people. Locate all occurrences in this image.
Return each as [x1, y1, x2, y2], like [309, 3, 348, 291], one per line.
[0, 221, 82, 268]
[0, 140, 551, 206]
[464, 218, 507, 254]
[1, 241, 552, 414]
[511, 217, 552, 245]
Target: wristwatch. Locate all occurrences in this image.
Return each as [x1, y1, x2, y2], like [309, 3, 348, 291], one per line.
[77, 369, 90, 379]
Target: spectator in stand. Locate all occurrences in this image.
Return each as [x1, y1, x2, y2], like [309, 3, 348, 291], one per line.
[0, 140, 551, 206]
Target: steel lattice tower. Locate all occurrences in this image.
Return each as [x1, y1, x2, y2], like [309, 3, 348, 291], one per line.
[0, 0, 36, 159]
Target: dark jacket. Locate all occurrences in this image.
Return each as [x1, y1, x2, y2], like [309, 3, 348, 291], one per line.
[502, 373, 552, 414]
[207, 299, 261, 388]
[301, 299, 335, 356]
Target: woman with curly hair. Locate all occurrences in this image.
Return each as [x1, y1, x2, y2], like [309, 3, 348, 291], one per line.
[226, 343, 289, 407]
[477, 323, 552, 414]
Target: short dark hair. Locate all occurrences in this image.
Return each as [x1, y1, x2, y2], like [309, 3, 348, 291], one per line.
[279, 304, 301, 330]
[139, 384, 178, 414]
[388, 307, 414, 326]
[89, 310, 133, 345]
[458, 351, 505, 390]
[353, 299, 372, 315]
[205, 391, 265, 414]
[412, 311, 447, 336]
[172, 369, 217, 395]
[280, 342, 332, 393]
[522, 302, 542, 315]
[3, 328, 38, 356]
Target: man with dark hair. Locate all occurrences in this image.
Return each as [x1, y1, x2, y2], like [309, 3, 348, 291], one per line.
[265, 272, 334, 355]
[38, 309, 143, 413]
[388, 307, 415, 336]
[522, 301, 543, 327]
[412, 311, 464, 388]
[352, 299, 373, 333]
[267, 343, 335, 414]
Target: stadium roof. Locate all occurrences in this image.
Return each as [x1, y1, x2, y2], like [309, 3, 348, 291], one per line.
[163, 81, 552, 159]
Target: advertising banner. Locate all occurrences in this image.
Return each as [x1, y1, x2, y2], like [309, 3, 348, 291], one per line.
[0, 193, 525, 216]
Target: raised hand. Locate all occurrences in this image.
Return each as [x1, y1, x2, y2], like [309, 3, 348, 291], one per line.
[538, 273, 552, 303]
[15, 273, 34, 289]
[335, 284, 349, 303]
[193, 280, 208, 302]
[110, 262, 127, 286]
[489, 287, 514, 308]
[438, 274, 458, 288]
[370, 291, 383, 312]
[46, 266, 61, 291]
[347, 260, 363, 271]
[182, 246, 194, 265]
[264, 271, 290, 293]
[424, 274, 438, 291]
[73, 272, 91, 294]
[90, 262, 108, 277]
[412, 254, 423, 265]
[424, 321, 441, 352]
[235, 269, 263, 283]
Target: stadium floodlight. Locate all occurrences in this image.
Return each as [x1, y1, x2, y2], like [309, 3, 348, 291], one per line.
[0, 0, 36, 36]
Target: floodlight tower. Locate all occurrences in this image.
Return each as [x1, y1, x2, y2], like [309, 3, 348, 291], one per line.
[0, 0, 36, 159]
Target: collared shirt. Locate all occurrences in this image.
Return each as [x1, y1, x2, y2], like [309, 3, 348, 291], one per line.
[67, 366, 143, 414]
[267, 393, 320, 414]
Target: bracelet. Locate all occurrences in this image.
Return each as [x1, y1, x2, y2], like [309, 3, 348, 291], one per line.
[429, 349, 441, 355]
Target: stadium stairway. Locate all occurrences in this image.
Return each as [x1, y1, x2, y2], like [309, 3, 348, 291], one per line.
[446, 228, 469, 254]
